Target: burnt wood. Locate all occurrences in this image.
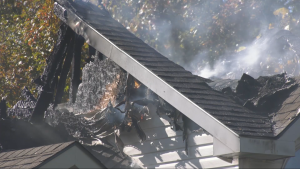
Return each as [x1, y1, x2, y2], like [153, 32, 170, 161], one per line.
[51, 44, 68, 96]
[54, 32, 75, 107]
[87, 45, 104, 63]
[31, 23, 73, 123]
[69, 34, 84, 103]
[87, 45, 95, 63]
[0, 98, 7, 119]
[95, 50, 105, 61]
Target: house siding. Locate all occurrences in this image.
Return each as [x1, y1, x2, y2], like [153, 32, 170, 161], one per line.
[39, 145, 104, 169]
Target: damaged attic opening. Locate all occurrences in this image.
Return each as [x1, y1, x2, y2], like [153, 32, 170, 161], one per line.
[2, 0, 300, 168]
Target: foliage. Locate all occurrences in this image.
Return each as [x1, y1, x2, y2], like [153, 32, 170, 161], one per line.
[2, 0, 300, 105]
[0, 0, 90, 106]
[0, 0, 60, 106]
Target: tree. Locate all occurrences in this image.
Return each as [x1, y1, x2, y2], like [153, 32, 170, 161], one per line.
[2, 0, 300, 105]
[0, 0, 59, 107]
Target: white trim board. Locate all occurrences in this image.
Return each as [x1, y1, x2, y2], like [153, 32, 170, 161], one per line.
[54, 1, 300, 159]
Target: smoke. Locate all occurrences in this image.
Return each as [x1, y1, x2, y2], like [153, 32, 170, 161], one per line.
[196, 28, 300, 79]
[84, 0, 300, 80]
[196, 29, 275, 79]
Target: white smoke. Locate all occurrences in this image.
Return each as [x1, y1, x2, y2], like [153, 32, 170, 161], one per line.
[194, 29, 297, 79]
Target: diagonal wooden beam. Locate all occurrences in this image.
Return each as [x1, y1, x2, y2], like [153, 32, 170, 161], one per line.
[69, 34, 84, 103]
[31, 23, 73, 123]
[54, 32, 75, 107]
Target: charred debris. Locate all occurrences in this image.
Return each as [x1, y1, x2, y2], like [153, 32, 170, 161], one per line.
[1, 22, 299, 158]
[213, 73, 298, 116]
[0, 22, 202, 157]
[0, 16, 298, 160]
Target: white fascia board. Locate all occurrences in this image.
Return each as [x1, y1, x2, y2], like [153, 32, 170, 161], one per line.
[214, 136, 295, 158]
[278, 116, 300, 142]
[239, 137, 295, 157]
[54, 2, 240, 153]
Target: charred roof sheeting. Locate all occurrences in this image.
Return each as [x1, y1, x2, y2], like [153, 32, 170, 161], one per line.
[210, 73, 300, 137]
[55, 0, 273, 137]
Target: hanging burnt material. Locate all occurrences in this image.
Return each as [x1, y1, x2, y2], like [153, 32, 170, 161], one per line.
[31, 23, 73, 123]
[73, 58, 126, 115]
[69, 34, 85, 103]
[80, 74, 156, 154]
[86, 75, 150, 154]
[54, 35, 75, 107]
[0, 98, 7, 119]
[5, 87, 36, 119]
[85, 101, 126, 155]
[114, 75, 152, 140]
[91, 73, 204, 155]
[13, 86, 36, 109]
[86, 45, 96, 63]
[87, 45, 105, 62]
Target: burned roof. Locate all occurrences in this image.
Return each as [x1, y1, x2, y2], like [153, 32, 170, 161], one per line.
[267, 76, 300, 136]
[54, 0, 275, 137]
[209, 73, 300, 138]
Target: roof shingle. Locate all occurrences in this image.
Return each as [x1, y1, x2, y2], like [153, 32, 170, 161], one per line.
[0, 142, 74, 169]
[55, 0, 274, 137]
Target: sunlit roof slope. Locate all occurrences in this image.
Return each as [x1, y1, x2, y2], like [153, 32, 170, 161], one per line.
[54, 0, 273, 138]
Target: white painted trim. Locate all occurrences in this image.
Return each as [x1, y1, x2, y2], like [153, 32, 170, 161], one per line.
[213, 138, 235, 156]
[240, 137, 295, 157]
[278, 116, 300, 142]
[54, 1, 240, 153]
[54, 2, 300, 161]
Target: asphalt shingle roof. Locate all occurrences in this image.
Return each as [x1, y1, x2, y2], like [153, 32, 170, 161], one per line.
[0, 142, 74, 168]
[272, 77, 300, 135]
[0, 119, 133, 168]
[55, 0, 273, 137]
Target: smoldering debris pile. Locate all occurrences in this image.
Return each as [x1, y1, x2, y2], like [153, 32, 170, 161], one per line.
[73, 57, 127, 115]
[0, 58, 134, 168]
[213, 73, 298, 115]
[43, 56, 204, 156]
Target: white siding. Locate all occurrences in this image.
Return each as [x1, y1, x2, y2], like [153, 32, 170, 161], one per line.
[39, 145, 104, 169]
[119, 104, 238, 169]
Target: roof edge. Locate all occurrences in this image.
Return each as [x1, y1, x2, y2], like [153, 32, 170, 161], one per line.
[36, 141, 76, 168]
[278, 114, 300, 142]
[36, 141, 105, 168]
[214, 136, 295, 159]
[72, 142, 107, 168]
[54, 1, 241, 153]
